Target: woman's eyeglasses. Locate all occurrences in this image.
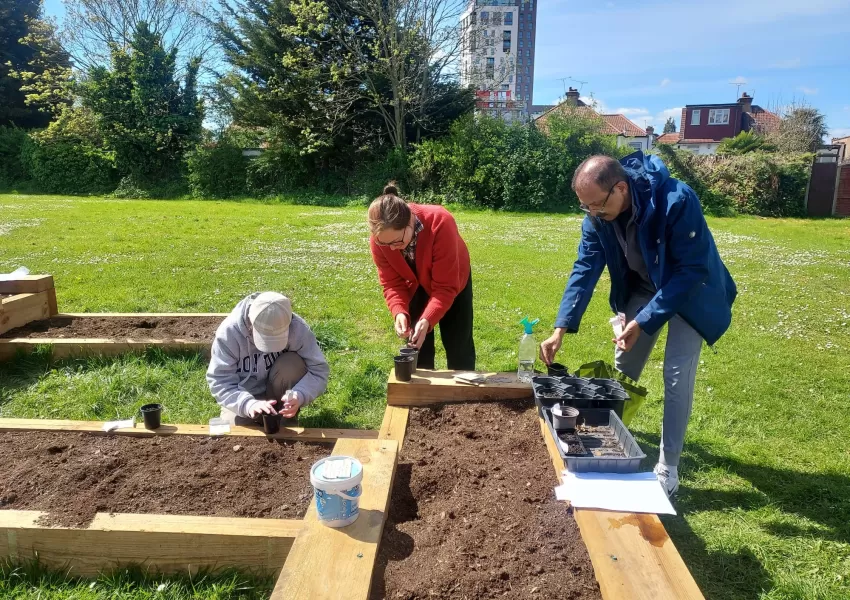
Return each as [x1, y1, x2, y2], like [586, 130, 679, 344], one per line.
[374, 225, 410, 247]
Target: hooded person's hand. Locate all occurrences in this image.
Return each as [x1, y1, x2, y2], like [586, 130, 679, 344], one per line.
[247, 399, 278, 419]
[279, 390, 302, 418]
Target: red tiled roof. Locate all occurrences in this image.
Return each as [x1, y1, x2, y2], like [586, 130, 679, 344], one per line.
[656, 133, 681, 144]
[744, 106, 780, 133]
[600, 114, 646, 137]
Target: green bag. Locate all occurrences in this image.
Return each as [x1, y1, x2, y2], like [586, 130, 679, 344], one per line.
[573, 360, 647, 426]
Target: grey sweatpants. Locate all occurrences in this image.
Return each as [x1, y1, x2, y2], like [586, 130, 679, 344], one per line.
[614, 294, 703, 468]
[219, 352, 308, 426]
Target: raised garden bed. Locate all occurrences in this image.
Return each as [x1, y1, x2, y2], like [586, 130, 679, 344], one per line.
[1, 315, 223, 341]
[371, 400, 602, 600]
[0, 431, 329, 527]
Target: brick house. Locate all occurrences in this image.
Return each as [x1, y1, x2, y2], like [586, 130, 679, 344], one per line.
[671, 93, 780, 155]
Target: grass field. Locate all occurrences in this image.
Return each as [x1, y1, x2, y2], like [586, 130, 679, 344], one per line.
[1, 193, 849, 600]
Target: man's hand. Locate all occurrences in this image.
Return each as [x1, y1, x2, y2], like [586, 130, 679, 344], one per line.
[279, 390, 302, 418]
[247, 399, 278, 419]
[408, 318, 430, 349]
[614, 320, 641, 351]
[395, 313, 411, 339]
[540, 329, 566, 365]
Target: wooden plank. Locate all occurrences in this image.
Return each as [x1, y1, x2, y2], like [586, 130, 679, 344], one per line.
[59, 313, 229, 317]
[378, 405, 409, 450]
[387, 370, 532, 406]
[0, 292, 50, 335]
[0, 339, 212, 362]
[537, 414, 705, 600]
[0, 418, 378, 442]
[0, 275, 54, 295]
[46, 288, 58, 316]
[272, 438, 399, 600]
[0, 510, 301, 576]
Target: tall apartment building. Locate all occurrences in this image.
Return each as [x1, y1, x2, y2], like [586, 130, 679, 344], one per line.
[460, 0, 538, 121]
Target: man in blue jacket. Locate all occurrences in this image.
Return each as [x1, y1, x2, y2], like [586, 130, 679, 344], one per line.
[540, 153, 736, 496]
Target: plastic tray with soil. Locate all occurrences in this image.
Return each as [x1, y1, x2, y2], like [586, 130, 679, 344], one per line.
[371, 400, 602, 600]
[0, 431, 331, 528]
[0, 315, 223, 341]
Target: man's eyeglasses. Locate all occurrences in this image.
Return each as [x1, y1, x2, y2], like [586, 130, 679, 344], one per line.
[374, 225, 410, 247]
[579, 181, 621, 216]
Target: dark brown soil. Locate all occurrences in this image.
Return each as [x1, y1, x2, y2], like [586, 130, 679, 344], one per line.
[577, 425, 625, 458]
[372, 401, 601, 600]
[0, 432, 330, 527]
[1, 315, 223, 341]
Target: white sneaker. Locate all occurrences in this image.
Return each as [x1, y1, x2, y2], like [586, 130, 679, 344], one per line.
[654, 463, 680, 497]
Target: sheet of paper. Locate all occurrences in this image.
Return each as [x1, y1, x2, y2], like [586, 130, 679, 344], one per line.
[102, 419, 135, 432]
[555, 471, 676, 515]
[0, 266, 30, 281]
[209, 423, 231, 435]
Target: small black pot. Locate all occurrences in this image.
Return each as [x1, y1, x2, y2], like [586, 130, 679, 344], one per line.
[399, 347, 418, 371]
[552, 404, 579, 430]
[547, 362, 569, 377]
[140, 403, 162, 430]
[394, 355, 414, 382]
[263, 412, 282, 434]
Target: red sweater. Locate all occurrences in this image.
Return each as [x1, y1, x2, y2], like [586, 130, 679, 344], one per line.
[370, 204, 471, 328]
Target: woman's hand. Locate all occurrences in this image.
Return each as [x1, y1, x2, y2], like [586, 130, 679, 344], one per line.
[408, 318, 430, 349]
[395, 313, 411, 339]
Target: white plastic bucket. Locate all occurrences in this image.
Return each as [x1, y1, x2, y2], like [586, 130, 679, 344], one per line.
[310, 456, 364, 528]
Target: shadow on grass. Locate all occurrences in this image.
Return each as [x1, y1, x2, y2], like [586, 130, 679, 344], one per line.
[634, 431, 850, 599]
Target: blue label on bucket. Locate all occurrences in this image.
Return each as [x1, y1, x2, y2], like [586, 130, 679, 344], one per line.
[315, 484, 362, 523]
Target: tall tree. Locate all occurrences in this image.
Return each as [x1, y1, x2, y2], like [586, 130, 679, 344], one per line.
[81, 21, 203, 181]
[61, 0, 215, 71]
[768, 104, 828, 153]
[0, 0, 68, 128]
[663, 116, 676, 134]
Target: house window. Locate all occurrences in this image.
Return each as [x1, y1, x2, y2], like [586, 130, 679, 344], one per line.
[517, 76, 522, 84]
[486, 57, 494, 78]
[481, 11, 489, 23]
[504, 12, 512, 25]
[690, 109, 701, 126]
[527, 31, 531, 39]
[708, 108, 730, 125]
[628, 141, 643, 150]
[519, 40, 523, 48]
[503, 30, 511, 40]
[526, 49, 530, 57]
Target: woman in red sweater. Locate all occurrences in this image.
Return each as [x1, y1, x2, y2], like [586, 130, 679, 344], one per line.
[368, 183, 475, 370]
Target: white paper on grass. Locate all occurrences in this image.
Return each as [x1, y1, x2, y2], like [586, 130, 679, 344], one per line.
[0, 267, 30, 281]
[555, 471, 676, 515]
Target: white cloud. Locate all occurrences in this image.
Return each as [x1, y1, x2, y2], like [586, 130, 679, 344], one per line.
[613, 107, 651, 117]
[730, 75, 748, 84]
[660, 78, 671, 87]
[798, 86, 819, 95]
[770, 58, 801, 69]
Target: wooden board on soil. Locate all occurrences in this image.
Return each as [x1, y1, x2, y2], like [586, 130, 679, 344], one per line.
[0, 431, 332, 527]
[1, 315, 222, 341]
[371, 400, 601, 600]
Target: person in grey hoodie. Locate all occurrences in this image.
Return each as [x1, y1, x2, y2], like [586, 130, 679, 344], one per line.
[207, 292, 329, 425]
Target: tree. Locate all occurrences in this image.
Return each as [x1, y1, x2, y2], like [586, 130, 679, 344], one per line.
[717, 130, 773, 155]
[0, 0, 68, 128]
[768, 104, 828, 153]
[61, 0, 215, 71]
[81, 21, 203, 181]
[663, 116, 676, 134]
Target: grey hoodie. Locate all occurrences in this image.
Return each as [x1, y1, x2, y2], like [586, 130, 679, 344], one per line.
[206, 293, 329, 417]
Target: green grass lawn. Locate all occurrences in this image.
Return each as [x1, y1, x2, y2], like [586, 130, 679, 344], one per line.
[1, 193, 849, 600]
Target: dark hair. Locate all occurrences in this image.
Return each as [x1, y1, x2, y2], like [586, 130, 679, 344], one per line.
[368, 181, 410, 235]
[571, 155, 627, 191]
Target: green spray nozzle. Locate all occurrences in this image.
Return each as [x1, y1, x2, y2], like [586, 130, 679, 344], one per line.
[520, 316, 539, 334]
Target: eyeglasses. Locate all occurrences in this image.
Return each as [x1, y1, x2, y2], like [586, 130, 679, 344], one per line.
[374, 225, 410, 247]
[579, 181, 621, 216]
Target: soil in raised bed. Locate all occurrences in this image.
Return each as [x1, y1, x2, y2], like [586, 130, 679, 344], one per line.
[0, 431, 330, 527]
[577, 424, 626, 458]
[371, 400, 601, 600]
[1, 315, 223, 341]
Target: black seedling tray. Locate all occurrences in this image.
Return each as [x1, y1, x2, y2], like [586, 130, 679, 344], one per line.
[532, 375, 630, 418]
[540, 407, 645, 473]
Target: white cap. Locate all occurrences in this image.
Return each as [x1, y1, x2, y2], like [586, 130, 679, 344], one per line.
[248, 292, 292, 353]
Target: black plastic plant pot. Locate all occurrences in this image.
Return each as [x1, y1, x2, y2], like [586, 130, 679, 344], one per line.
[399, 347, 418, 371]
[262, 412, 282, 434]
[532, 376, 561, 388]
[394, 355, 414, 382]
[547, 362, 569, 377]
[140, 403, 162, 430]
[551, 404, 579, 430]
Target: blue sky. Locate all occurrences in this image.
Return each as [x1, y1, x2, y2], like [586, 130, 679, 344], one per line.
[44, 0, 850, 138]
[534, 0, 850, 138]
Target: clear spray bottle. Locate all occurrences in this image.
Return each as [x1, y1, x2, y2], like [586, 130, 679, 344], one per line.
[517, 317, 539, 383]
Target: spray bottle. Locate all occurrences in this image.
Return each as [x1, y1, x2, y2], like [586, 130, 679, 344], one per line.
[517, 317, 539, 383]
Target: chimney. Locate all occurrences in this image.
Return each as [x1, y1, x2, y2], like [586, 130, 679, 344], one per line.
[566, 87, 580, 105]
[738, 92, 753, 113]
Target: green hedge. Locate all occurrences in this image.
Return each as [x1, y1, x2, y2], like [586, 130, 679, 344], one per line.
[0, 127, 29, 187]
[653, 145, 811, 217]
[187, 142, 249, 199]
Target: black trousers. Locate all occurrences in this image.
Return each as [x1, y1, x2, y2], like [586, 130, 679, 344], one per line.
[408, 274, 476, 371]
